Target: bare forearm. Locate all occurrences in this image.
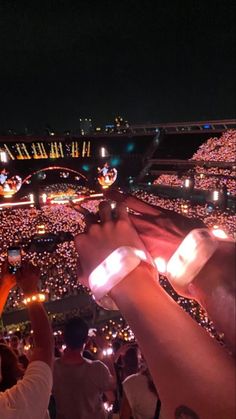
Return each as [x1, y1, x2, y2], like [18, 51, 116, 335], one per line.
[28, 302, 54, 368]
[110, 264, 235, 419]
[192, 241, 236, 355]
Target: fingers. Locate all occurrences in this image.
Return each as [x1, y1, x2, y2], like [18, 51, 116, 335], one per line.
[99, 201, 112, 223]
[84, 212, 100, 227]
[105, 188, 162, 216]
[115, 202, 130, 222]
[16, 260, 39, 277]
[74, 232, 86, 252]
[76, 266, 88, 289]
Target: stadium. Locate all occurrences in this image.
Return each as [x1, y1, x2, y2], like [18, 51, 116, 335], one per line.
[0, 119, 235, 328]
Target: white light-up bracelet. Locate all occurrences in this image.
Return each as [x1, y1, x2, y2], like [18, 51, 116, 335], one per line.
[89, 246, 155, 302]
[167, 229, 218, 291]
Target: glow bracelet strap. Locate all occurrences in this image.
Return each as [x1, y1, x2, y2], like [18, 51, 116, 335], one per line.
[167, 229, 218, 288]
[89, 246, 155, 301]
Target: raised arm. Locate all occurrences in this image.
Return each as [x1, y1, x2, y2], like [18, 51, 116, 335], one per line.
[0, 262, 53, 418]
[105, 191, 236, 354]
[75, 201, 235, 419]
[0, 263, 16, 316]
[188, 240, 236, 355]
[16, 262, 54, 368]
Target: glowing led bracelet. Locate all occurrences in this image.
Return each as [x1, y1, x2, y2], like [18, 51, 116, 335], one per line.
[89, 246, 155, 301]
[167, 229, 218, 290]
[23, 293, 46, 305]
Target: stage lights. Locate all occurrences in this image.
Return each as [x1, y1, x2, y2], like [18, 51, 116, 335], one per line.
[37, 224, 46, 235]
[100, 147, 108, 157]
[184, 178, 191, 188]
[126, 142, 135, 152]
[212, 190, 220, 201]
[42, 193, 47, 203]
[0, 150, 8, 163]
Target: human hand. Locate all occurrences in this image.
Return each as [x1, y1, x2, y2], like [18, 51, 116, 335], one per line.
[75, 201, 148, 287]
[16, 261, 40, 296]
[0, 262, 16, 290]
[105, 190, 205, 261]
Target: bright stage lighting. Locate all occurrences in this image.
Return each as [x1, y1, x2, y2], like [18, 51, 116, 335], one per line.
[0, 150, 8, 163]
[42, 193, 47, 203]
[37, 224, 46, 235]
[100, 147, 108, 157]
[212, 190, 219, 201]
[184, 178, 190, 188]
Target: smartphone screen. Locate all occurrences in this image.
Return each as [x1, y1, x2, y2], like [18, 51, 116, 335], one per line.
[7, 247, 21, 274]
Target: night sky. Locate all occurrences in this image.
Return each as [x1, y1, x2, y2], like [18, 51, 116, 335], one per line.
[0, 1, 235, 132]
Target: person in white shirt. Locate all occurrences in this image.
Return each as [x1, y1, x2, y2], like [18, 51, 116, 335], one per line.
[0, 262, 53, 419]
[53, 316, 115, 419]
[121, 369, 160, 419]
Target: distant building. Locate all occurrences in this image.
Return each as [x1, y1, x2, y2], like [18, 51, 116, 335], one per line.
[114, 116, 129, 133]
[79, 118, 93, 135]
[105, 124, 115, 133]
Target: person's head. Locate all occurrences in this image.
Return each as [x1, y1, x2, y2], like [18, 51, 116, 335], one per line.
[0, 344, 24, 391]
[10, 335, 19, 351]
[112, 339, 122, 353]
[123, 346, 139, 376]
[64, 317, 88, 350]
[83, 349, 95, 361]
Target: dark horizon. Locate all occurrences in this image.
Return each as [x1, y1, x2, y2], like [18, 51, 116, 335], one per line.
[0, 1, 235, 132]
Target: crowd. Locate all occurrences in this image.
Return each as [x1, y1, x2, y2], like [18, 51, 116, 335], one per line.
[133, 191, 236, 237]
[154, 129, 236, 196]
[191, 129, 236, 162]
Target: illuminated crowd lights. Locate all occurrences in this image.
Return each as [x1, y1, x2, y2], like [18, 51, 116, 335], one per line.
[101, 318, 135, 343]
[191, 129, 236, 162]
[133, 190, 235, 238]
[154, 130, 236, 197]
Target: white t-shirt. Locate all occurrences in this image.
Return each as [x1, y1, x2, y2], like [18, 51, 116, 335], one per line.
[53, 358, 113, 419]
[0, 360, 52, 419]
[123, 373, 158, 419]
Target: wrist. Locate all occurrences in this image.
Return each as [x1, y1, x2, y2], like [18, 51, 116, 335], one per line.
[23, 292, 46, 305]
[109, 262, 158, 302]
[190, 241, 236, 301]
[0, 282, 12, 292]
[166, 229, 220, 295]
[89, 246, 155, 305]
